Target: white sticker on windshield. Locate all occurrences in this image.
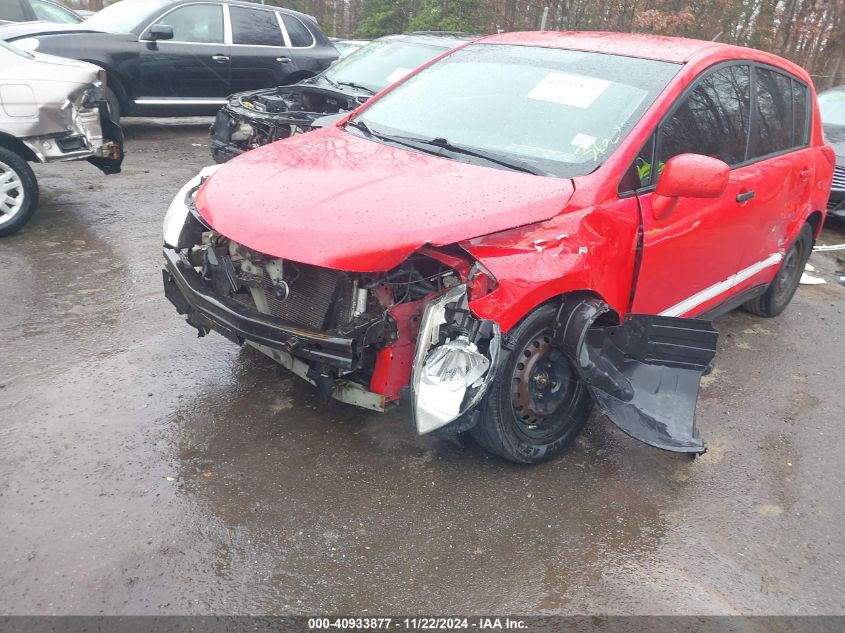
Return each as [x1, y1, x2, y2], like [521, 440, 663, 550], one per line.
[525, 72, 611, 109]
[385, 66, 413, 83]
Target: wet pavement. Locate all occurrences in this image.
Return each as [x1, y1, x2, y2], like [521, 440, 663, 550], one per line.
[1, 118, 844, 615]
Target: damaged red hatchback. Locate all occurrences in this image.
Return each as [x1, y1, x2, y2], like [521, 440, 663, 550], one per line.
[162, 32, 834, 463]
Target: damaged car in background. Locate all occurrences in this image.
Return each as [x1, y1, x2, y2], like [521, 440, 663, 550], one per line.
[210, 32, 471, 163]
[0, 40, 122, 236]
[163, 33, 833, 464]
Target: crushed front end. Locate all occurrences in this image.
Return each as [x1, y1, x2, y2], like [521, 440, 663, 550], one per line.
[210, 84, 368, 163]
[162, 171, 500, 417]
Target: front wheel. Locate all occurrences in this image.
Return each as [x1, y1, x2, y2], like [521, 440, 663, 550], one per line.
[469, 303, 593, 464]
[0, 147, 39, 237]
[743, 223, 813, 317]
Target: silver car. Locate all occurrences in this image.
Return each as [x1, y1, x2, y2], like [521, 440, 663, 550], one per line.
[0, 40, 123, 236]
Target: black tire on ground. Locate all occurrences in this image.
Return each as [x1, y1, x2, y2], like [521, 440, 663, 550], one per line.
[743, 223, 813, 317]
[469, 303, 594, 464]
[0, 146, 39, 237]
[105, 85, 122, 121]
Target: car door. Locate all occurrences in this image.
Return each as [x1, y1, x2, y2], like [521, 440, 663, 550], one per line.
[138, 2, 230, 100]
[226, 4, 293, 93]
[629, 63, 760, 317]
[729, 67, 814, 298]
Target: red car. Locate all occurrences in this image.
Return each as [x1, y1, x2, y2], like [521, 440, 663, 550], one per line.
[162, 32, 834, 464]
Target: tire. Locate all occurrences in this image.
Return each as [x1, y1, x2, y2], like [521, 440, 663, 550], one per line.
[105, 85, 122, 122]
[469, 303, 593, 464]
[743, 223, 813, 317]
[0, 147, 39, 237]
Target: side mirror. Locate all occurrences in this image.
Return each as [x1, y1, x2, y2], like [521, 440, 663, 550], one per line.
[652, 153, 730, 219]
[147, 23, 174, 41]
[656, 153, 730, 198]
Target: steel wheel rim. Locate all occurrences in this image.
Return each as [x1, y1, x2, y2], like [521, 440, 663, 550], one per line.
[775, 240, 804, 298]
[0, 160, 25, 226]
[511, 329, 578, 440]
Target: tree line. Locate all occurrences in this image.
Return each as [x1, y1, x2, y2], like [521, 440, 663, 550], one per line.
[76, 0, 845, 89]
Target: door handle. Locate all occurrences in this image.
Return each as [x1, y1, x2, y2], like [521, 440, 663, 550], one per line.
[276, 56, 291, 63]
[800, 167, 814, 181]
[736, 190, 755, 203]
[211, 54, 229, 62]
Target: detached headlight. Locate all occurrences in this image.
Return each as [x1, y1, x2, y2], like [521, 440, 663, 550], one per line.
[163, 164, 220, 248]
[411, 284, 501, 435]
[13, 37, 40, 52]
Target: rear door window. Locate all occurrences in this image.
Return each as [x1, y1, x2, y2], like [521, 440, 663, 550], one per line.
[656, 64, 751, 169]
[230, 6, 283, 47]
[749, 67, 793, 158]
[280, 13, 314, 47]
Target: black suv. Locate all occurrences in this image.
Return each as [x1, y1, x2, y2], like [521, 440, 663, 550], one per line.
[210, 32, 471, 162]
[0, 0, 338, 118]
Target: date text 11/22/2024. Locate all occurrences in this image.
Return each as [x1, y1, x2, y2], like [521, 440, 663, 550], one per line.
[307, 617, 528, 630]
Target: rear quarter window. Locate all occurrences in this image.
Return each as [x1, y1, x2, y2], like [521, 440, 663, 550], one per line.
[791, 79, 810, 147]
[280, 13, 314, 47]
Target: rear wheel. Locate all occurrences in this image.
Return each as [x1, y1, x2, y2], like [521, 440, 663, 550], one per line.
[0, 147, 39, 237]
[469, 303, 593, 464]
[743, 223, 813, 317]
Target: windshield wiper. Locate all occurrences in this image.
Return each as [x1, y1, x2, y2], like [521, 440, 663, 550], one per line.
[381, 134, 549, 176]
[342, 124, 548, 176]
[345, 119, 374, 137]
[319, 75, 342, 90]
[336, 81, 376, 95]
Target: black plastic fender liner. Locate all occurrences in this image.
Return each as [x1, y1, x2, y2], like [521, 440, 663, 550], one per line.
[86, 102, 124, 175]
[554, 297, 719, 454]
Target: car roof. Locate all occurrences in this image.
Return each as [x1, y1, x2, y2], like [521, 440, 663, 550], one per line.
[375, 31, 475, 49]
[474, 31, 755, 63]
[147, 0, 319, 23]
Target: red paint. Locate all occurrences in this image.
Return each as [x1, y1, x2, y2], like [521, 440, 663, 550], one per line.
[369, 300, 423, 399]
[196, 128, 574, 273]
[194, 32, 834, 393]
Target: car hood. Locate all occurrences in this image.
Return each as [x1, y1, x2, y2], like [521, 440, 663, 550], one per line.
[825, 125, 845, 159]
[1, 47, 98, 82]
[196, 126, 576, 272]
[0, 21, 102, 39]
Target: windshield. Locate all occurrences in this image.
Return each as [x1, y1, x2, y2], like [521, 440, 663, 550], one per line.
[819, 90, 845, 127]
[84, 0, 169, 33]
[324, 40, 449, 93]
[353, 44, 680, 178]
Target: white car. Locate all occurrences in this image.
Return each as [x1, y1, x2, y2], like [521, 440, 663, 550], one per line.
[0, 40, 123, 236]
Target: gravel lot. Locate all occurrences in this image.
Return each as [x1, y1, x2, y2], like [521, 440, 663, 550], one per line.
[1, 118, 844, 615]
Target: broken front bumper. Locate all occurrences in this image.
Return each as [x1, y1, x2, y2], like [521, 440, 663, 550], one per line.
[162, 247, 360, 369]
[22, 95, 123, 175]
